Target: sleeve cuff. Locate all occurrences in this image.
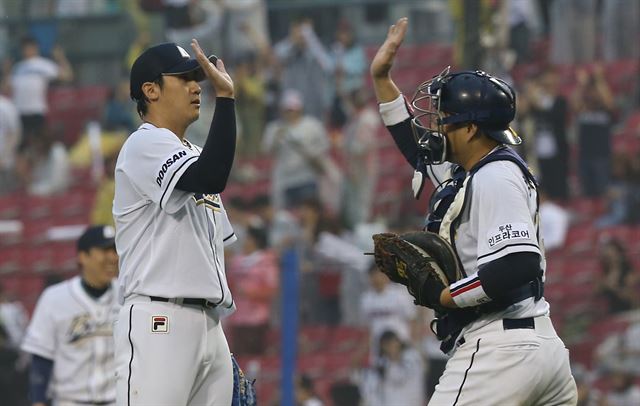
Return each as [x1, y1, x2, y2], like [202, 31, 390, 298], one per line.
[379, 94, 411, 126]
[449, 272, 492, 308]
[223, 232, 237, 246]
[21, 341, 55, 360]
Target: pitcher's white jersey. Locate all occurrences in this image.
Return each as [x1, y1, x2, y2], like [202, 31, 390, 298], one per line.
[21, 276, 119, 403]
[113, 123, 237, 312]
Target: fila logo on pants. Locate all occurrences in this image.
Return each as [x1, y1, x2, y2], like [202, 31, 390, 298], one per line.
[152, 316, 168, 333]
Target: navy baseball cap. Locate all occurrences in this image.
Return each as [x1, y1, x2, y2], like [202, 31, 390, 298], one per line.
[130, 42, 217, 100]
[77, 225, 116, 252]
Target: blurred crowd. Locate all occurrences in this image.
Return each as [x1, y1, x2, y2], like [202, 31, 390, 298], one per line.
[1, 0, 640, 405]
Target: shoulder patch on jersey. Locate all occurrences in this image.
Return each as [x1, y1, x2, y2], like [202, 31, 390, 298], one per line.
[486, 222, 533, 248]
[151, 316, 169, 333]
[156, 150, 188, 187]
[193, 193, 221, 210]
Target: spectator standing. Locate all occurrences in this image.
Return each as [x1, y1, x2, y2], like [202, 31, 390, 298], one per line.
[528, 68, 570, 200]
[21, 225, 119, 406]
[331, 21, 366, 98]
[220, 0, 270, 64]
[328, 21, 367, 128]
[274, 20, 331, 120]
[601, 0, 640, 61]
[596, 152, 632, 228]
[313, 220, 371, 326]
[340, 88, 380, 229]
[360, 265, 417, 360]
[508, 0, 538, 64]
[539, 187, 569, 251]
[249, 194, 299, 252]
[572, 66, 616, 197]
[549, 0, 597, 64]
[226, 222, 279, 356]
[262, 90, 330, 210]
[10, 37, 73, 150]
[234, 53, 266, 158]
[596, 237, 639, 314]
[16, 131, 70, 196]
[365, 330, 425, 406]
[0, 80, 21, 194]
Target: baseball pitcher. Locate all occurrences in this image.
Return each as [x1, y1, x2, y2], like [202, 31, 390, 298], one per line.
[112, 40, 251, 405]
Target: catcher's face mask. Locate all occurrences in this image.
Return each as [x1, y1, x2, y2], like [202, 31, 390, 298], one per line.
[410, 66, 451, 165]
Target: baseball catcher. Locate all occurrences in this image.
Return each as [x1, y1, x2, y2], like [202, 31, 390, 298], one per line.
[372, 231, 463, 314]
[369, 16, 577, 405]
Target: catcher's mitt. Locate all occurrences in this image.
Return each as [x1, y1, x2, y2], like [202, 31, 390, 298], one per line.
[372, 231, 463, 310]
[231, 355, 257, 406]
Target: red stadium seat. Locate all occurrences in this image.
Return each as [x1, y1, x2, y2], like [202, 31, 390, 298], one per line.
[50, 242, 79, 272]
[21, 244, 55, 273]
[21, 195, 54, 220]
[330, 326, 368, 353]
[0, 193, 21, 220]
[564, 223, 598, 255]
[0, 244, 25, 273]
[47, 85, 111, 146]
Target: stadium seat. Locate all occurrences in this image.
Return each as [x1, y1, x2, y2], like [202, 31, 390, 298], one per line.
[330, 326, 368, 353]
[0, 193, 21, 220]
[21, 245, 55, 273]
[0, 244, 25, 273]
[564, 223, 597, 255]
[22, 195, 54, 220]
[50, 242, 79, 272]
[299, 325, 332, 353]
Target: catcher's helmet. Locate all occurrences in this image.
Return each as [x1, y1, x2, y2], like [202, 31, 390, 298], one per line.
[410, 67, 520, 164]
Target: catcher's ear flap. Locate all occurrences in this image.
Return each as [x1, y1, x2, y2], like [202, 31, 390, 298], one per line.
[400, 231, 464, 282]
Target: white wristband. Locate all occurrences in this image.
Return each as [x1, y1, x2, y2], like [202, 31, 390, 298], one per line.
[379, 94, 410, 126]
[449, 272, 492, 308]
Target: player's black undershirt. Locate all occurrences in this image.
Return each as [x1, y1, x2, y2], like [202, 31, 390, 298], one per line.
[29, 354, 53, 403]
[477, 251, 542, 300]
[81, 278, 110, 299]
[176, 97, 236, 193]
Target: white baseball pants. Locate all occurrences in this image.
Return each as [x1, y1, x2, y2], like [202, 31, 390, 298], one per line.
[114, 296, 232, 406]
[429, 316, 577, 406]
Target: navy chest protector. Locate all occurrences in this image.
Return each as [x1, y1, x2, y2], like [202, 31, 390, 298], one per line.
[425, 145, 537, 235]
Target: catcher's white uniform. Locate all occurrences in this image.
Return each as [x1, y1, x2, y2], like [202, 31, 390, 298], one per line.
[380, 94, 577, 405]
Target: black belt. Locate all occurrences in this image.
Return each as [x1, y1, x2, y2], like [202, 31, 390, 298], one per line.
[503, 317, 535, 330]
[70, 400, 115, 405]
[150, 296, 217, 308]
[456, 317, 536, 347]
